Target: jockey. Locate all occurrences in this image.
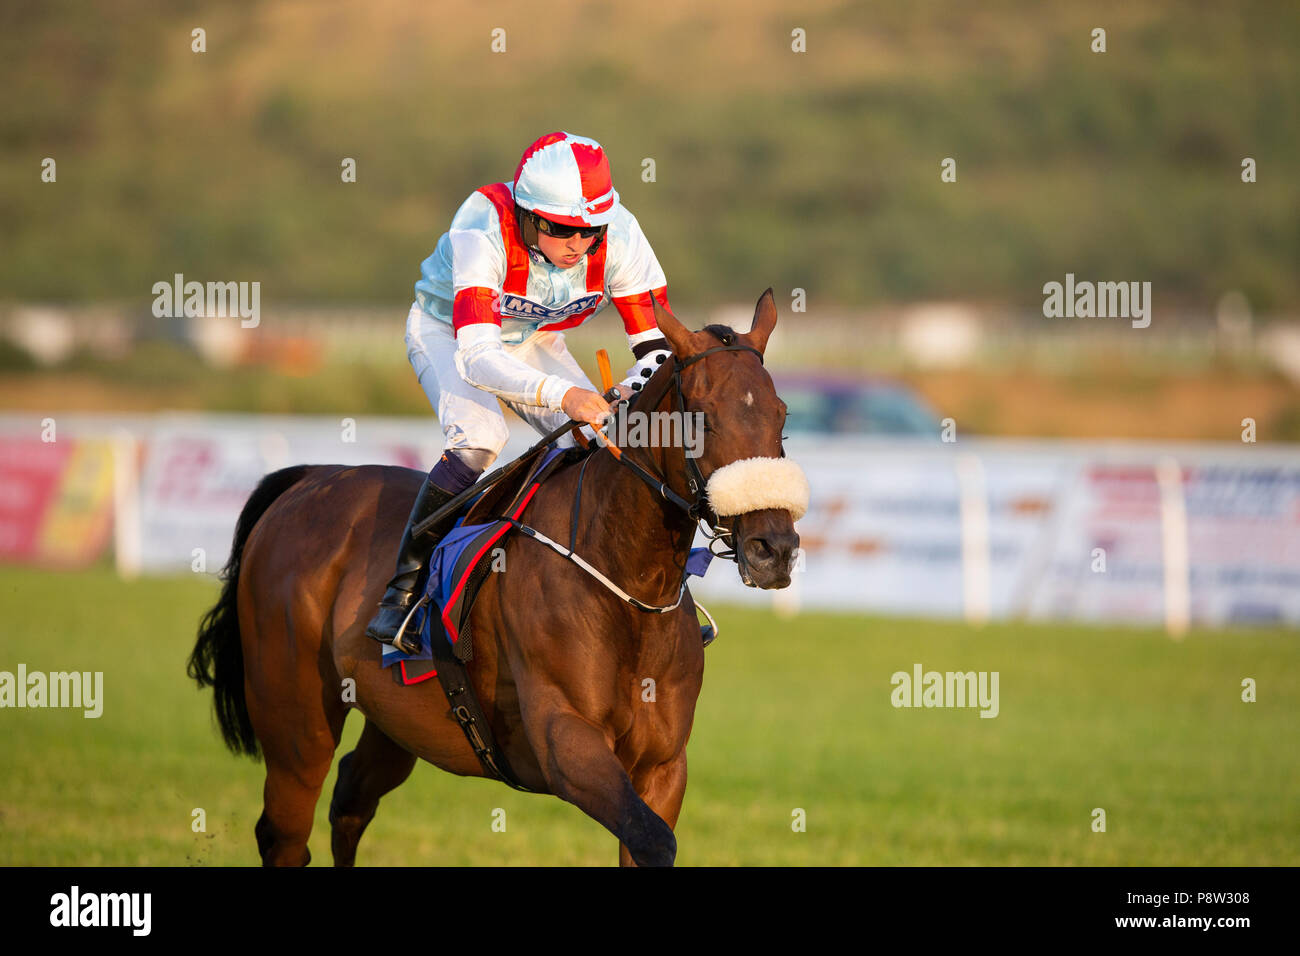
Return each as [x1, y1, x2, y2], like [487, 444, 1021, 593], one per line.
[367, 131, 674, 646]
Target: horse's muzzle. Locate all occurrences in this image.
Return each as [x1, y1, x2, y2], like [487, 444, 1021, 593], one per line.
[734, 511, 800, 589]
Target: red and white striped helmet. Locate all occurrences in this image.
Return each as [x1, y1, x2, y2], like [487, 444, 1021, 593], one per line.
[512, 131, 620, 227]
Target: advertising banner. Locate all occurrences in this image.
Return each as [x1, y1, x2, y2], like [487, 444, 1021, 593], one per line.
[0, 437, 115, 567]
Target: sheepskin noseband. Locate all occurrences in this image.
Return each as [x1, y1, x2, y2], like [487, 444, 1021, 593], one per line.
[704, 457, 809, 521]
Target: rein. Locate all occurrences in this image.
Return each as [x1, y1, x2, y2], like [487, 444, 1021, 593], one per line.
[611, 340, 766, 527]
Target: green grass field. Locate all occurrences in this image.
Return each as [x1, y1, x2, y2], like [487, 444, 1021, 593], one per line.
[1, 564, 1296, 866]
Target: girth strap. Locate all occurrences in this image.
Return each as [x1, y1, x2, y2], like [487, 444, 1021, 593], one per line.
[428, 624, 539, 793]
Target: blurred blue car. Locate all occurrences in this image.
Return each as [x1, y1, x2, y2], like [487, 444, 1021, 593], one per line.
[773, 374, 942, 437]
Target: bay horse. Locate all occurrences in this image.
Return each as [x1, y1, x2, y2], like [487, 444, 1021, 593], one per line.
[187, 290, 806, 866]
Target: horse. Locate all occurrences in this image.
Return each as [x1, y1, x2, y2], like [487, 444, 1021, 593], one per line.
[187, 289, 805, 866]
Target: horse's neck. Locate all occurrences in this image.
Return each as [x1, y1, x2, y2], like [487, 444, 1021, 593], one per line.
[577, 405, 698, 606]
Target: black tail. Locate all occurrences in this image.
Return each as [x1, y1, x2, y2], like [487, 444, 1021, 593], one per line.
[187, 465, 313, 759]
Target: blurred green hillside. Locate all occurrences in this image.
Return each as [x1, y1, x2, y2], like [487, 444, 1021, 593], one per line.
[1, 0, 1297, 310]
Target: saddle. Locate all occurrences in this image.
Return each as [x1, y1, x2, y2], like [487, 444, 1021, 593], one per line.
[430, 442, 577, 662]
[380, 443, 581, 669]
[377, 442, 584, 791]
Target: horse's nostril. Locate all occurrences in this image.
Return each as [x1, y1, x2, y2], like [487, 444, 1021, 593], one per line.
[745, 537, 777, 566]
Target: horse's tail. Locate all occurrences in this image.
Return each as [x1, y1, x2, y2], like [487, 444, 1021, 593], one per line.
[187, 464, 314, 759]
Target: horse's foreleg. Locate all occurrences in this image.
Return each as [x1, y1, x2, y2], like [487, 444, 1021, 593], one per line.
[618, 754, 688, 867]
[328, 719, 417, 867]
[530, 709, 676, 867]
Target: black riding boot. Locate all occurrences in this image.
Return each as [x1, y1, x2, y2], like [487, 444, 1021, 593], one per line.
[365, 478, 460, 650]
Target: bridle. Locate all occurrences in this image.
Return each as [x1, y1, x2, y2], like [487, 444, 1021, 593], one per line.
[587, 333, 766, 557]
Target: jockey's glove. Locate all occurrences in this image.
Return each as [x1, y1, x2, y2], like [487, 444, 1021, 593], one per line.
[620, 346, 672, 394]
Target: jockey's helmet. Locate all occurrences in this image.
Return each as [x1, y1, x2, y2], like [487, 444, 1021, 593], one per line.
[512, 131, 618, 255]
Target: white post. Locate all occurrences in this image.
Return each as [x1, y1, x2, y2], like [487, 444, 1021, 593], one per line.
[773, 544, 802, 618]
[956, 453, 990, 627]
[111, 429, 141, 579]
[258, 430, 290, 472]
[421, 441, 442, 472]
[1155, 456, 1190, 639]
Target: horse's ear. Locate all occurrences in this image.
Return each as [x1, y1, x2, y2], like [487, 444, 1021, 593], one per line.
[748, 288, 778, 353]
[651, 291, 694, 358]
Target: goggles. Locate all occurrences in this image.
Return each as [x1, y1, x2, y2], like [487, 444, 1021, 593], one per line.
[533, 214, 606, 240]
